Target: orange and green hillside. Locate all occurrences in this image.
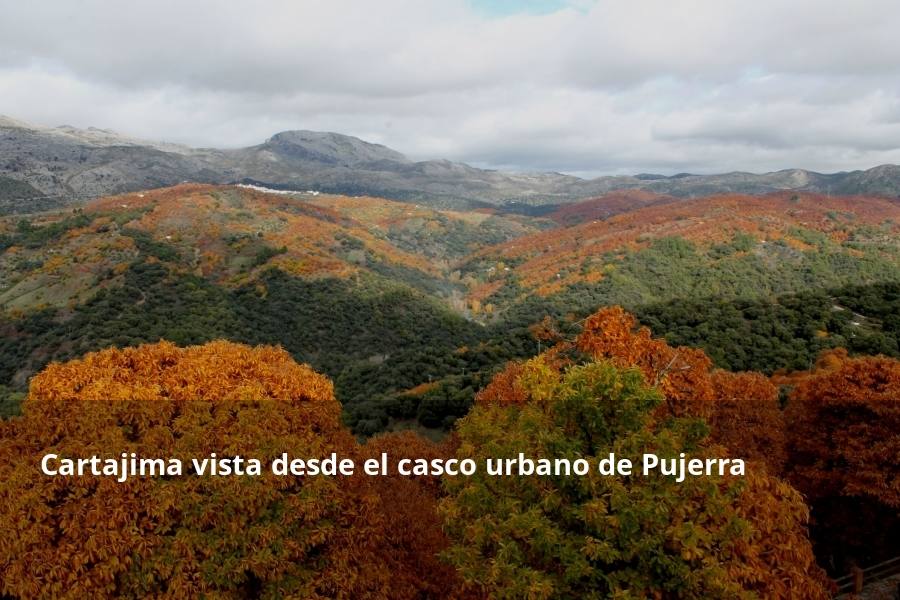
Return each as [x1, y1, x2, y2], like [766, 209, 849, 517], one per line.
[464, 192, 900, 299]
[0, 185, 899, 436]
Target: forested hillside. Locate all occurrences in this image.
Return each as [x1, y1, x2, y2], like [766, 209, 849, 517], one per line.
[465, 192, 900, 301]
[0, 185, 546, 431]
[1, 185, 899, 436]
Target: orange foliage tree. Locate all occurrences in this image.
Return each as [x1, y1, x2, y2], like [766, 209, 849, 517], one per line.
[528, 315, 563, 344]
[480, 307, 794, 477]
[0, 341, 433, 599]
[785, 352, 900, 570]
[709, 370, 786, 473]
[575, 307, 789, 475]
[358, 431, 470, 600]
[576, 306, 715, 419]
[473, 360, 529, 407]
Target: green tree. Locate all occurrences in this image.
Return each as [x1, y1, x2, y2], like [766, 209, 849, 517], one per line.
[440, 357, 828, 599]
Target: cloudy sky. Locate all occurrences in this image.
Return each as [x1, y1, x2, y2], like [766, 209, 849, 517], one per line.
[2, 0, 899, 176]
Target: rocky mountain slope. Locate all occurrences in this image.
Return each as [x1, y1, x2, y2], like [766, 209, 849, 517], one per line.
[3, 115, 900, 212]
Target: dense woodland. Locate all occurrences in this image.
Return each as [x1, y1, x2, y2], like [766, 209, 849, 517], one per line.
[1, 186, 899, 437]
[5, 257, 893, 434]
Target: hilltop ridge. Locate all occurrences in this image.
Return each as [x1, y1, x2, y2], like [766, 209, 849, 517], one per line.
[3, 115, 900, 212]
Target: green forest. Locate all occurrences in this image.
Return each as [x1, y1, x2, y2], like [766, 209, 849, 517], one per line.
[2, 233, 899, 435]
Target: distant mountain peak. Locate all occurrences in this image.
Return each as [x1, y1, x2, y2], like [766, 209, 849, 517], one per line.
[264, 130, 407, 165]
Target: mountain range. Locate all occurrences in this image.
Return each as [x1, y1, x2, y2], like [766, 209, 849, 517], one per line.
[2, 114, 900, 213]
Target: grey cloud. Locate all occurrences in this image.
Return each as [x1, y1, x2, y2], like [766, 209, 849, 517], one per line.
[1, 0, 899, 175]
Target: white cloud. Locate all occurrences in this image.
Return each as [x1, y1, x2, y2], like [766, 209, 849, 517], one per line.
[1, 0, 899, 175]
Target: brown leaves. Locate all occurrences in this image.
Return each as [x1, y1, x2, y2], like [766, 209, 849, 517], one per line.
[446, 357, 829, 599]
[576, 306, 714, 419]
[474, 361, 529, 407]
[781, 352, 900, 571]
[709, 370, 786, 473]
[356, 432, 469, 599]
[485, 307, 789, 475]
[6, 309, 895, 596]
[786, 353, 900, 508]
[0, 340, 393, 599]
[728, 471, 832, 599]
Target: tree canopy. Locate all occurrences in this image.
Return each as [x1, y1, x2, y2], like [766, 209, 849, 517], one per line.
[0, 341, 437, 599]
[441, 354, 829, 599]
[786, 351, 900, 571]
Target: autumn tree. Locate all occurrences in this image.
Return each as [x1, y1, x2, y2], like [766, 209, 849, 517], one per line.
[442, 356, 829, 599]
[0, 341, 401, 599]
[785, 352, 900, 571]
[529, 315, 563, 345]
[576, 306, 715, 419]
[709, 370, 786, 473]
[357, 431, 472, 600]
[575, 306, 789, 474]
[473, 360, 529, 407]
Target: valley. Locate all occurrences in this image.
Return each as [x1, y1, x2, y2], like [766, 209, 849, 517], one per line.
[1, 182, 898, 437]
